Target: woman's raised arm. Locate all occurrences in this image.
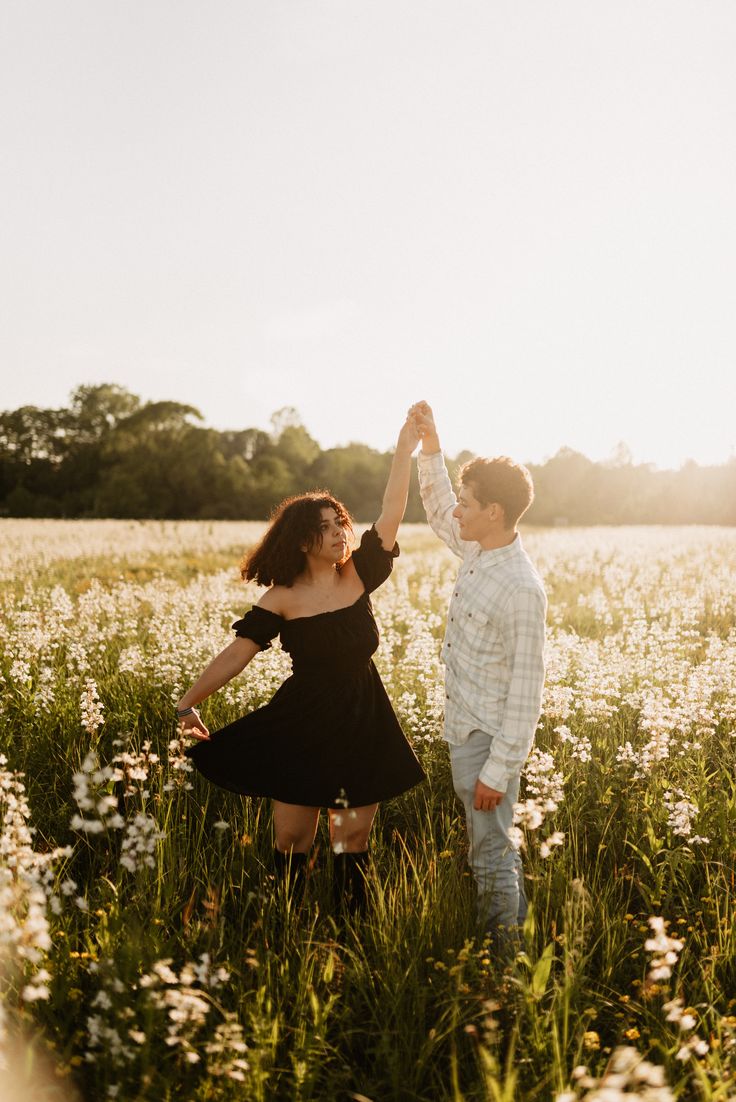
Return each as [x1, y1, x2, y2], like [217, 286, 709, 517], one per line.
[374, 416, 421, 550]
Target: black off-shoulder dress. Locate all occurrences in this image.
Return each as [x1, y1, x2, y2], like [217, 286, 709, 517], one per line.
[185, 526, 425, 808]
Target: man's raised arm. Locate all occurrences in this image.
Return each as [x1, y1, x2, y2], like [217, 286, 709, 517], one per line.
[410, 401, 466, 558]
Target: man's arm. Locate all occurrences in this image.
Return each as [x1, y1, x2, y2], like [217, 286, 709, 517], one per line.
[411, 401, 466, 558]
[478, 585, 547, 794]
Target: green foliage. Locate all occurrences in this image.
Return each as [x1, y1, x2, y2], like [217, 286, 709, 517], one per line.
[3, 385, 736, 522]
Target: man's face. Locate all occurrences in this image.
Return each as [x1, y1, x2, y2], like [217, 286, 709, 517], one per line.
[452, 482, 498, 542]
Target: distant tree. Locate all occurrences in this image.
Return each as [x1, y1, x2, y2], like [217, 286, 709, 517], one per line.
[308, 444, 389, 520]
[247, 454, 295, 518]
[206, 454, 253, 518]
[220, 428, 271, 463]
[454, 449, 475, 468]
[114, 400, 202, 435]
[68, 384, 141, 443]
[264, 408, 321, 498]
[605, 441, 634, 468]
[0, 406, 69, 465]
[1, 385, 735, 524]
[0, 406, 70, 515]
[93, 401, 206, 516]
[52, 387, 143, 515]
[269, 407, 303, 436]
[527, 448, 597, 525]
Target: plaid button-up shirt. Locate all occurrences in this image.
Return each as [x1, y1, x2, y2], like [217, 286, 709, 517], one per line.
[418, 450, 547, 793]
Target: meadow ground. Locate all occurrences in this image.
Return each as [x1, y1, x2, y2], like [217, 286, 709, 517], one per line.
[1, 519, 735, 1101]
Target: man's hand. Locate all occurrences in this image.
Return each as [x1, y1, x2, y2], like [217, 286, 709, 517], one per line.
[408, 400, 440, 454]
[473, 778, 504, 812]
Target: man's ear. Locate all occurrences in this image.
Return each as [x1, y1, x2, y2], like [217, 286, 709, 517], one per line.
[487, 502, 506, 525]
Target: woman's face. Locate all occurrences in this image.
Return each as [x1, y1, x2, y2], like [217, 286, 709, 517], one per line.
[304, 507, 348, 565]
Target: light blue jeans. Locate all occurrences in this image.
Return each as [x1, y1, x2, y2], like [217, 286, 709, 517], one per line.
[449, 729, 527, 940]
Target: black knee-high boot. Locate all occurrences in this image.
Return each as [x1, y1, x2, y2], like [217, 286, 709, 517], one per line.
[333, 850, 370, 916]
[273, 849, 308, 900]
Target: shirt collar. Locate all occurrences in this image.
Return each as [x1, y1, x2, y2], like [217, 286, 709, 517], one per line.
[474, 532, 523, 567]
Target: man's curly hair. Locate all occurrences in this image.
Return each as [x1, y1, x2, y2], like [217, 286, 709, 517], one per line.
[459, 456, 534, 528]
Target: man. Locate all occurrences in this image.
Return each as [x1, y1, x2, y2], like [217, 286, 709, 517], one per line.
[410, 401, 547, 946]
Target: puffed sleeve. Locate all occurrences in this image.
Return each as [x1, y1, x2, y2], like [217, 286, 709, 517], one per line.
[350, 525, 400, 594]
[231, 606, 283, 650]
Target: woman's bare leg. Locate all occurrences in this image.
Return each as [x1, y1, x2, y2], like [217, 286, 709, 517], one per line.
[272, 801, 320, 853]
[329, 803, 378, 915]
[329, 803, 378, 852]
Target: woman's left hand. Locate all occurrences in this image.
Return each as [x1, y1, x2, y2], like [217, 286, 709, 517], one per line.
[180, 711, 211, 741]
[397, 415, 421, 455]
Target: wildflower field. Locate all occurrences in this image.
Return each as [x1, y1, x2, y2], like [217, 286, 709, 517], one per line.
[1, 519, 736, 1102]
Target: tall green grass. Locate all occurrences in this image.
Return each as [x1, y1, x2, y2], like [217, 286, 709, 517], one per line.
[1, 522, 735, 1100]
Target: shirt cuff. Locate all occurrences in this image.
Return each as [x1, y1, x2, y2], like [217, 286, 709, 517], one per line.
[478, 758, 511, 794]
[417, 449, 446, 472]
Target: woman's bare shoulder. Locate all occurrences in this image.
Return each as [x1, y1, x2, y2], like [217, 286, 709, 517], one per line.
[256, 586, 291, 617]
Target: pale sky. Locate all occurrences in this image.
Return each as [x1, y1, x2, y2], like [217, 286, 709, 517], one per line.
[2, 0, 735, 468]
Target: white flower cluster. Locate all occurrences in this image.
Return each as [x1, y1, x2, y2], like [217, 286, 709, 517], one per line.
[68, 641, 91, 677]
[0, 518, 263, 585]
[533, 529, 736, 779]
[373, 557, 449, 741]
[511, 748, 566, 857]
[663, 789, 710, 845]
[117, 644, 146, 676]
[164, 737, 195, 792]
[80, 678, 105, 736]
[71, 752, 125, 835]
[85, 953, 247, 1088]
[556, 1047, 674, 1102]
[71, 745, 166, 875]
[663, 998, 710, 1062]
[628, 731, 672, 779]
[643, 917, 710, 1063]
[539, 831, 566, 859]
[119, 813, 166, 874]
[203, 1014, 250, 1081]
[0, 757, 72, 1052]
[113, 739, 159, 798]
[555, 724, 592, 763]
[644, 916, 684, 982]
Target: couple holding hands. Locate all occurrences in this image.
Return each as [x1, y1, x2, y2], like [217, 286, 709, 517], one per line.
[177, 401, 547, 944]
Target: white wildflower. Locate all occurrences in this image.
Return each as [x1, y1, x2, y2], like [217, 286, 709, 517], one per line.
[80, 678, 105, 736]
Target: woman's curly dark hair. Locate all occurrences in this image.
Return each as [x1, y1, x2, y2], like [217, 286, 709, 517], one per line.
[241, 492, 354, 587]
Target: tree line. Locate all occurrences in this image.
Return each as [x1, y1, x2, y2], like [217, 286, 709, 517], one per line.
[1, 384, 735, 525]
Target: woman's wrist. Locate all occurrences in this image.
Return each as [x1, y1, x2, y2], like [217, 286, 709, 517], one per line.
[176, 704, 199, 717]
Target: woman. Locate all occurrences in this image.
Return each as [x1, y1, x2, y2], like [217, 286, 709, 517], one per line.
[177, 416, 425, 908]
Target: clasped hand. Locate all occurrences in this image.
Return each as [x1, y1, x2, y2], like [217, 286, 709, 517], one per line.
[407, 400, 438, 444]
